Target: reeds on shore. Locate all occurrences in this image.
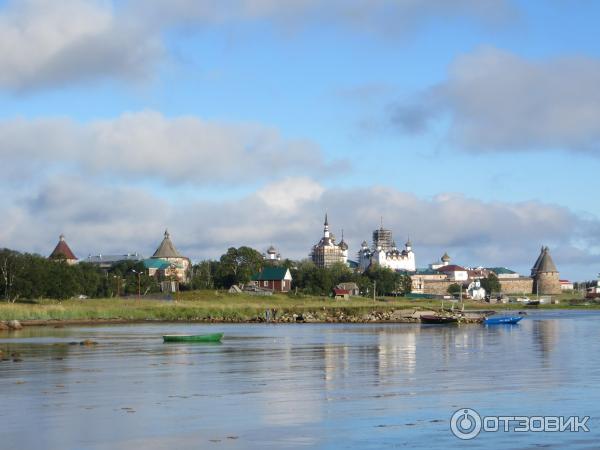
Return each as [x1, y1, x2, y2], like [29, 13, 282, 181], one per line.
[0, 290, 593, 322]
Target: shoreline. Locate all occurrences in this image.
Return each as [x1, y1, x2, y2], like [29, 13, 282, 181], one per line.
[2, 317, 419, 328]
[1, 291, 596, 329]
[1, 307, 594, 329]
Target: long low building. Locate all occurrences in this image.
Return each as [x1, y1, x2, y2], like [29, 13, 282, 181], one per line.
[84, 253, 144, 269]
[410, 252, 533, 296]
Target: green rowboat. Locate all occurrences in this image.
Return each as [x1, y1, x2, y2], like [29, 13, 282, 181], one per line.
[162, 332, 224, 343]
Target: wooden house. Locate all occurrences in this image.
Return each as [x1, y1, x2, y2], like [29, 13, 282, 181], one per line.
[250, 267, 292, 293]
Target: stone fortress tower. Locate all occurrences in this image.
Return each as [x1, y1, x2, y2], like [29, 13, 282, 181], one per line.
[531, 246, 561, 295]
[49, 234, 78, 265]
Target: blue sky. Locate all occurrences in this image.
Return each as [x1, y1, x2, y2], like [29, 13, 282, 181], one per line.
[1, 0, 600, 280]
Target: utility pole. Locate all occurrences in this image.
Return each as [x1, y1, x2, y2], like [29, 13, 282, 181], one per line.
[132, 269, 141, 300]
[373, 280, 376, 302]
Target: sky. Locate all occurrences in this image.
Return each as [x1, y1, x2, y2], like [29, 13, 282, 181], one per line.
[1, 0, 600, 280]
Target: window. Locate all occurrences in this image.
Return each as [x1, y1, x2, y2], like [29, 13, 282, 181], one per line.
[263, 281, 268, 287]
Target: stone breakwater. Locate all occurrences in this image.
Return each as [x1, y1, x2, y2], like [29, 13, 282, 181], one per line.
[0, 320, 23, 330]
[241, 309, 486, 324]
[1, 310, 489, 327]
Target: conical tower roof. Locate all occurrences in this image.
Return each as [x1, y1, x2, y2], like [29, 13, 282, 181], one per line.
[533, 246, 558, 273]
[49, 234, 77, 260]
[531, 245, 544, 273]
[152, 230, 182, 258]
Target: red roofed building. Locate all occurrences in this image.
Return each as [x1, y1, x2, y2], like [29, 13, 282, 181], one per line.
[436, 264, 468, 281]
[560, 280, 574, 291]
[333, 288, 350, 300]
[49, 234, 78, 265]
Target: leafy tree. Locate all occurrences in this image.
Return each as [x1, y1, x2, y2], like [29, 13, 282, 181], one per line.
[398, 273, 413, 294]
[216, 246, 264, 287]
[190, 260, 219, 290]
[480, 273, 501, 295]
[364, 264, 402, 296]
[0, 248, 165, 301]
[279, 259, 296, 270]
[447, 283, 462, 295]
[290, 260, 357, 296]
[0, 249, 27, 302]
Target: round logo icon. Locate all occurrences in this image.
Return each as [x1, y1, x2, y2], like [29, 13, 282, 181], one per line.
[450, 408, 482, 440]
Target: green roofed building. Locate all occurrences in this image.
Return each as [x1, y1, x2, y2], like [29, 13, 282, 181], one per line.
[487, 267, 519, 279]
[146, 230, 191, 283]
[250, 267, 292, 293]
[143, 259, 171, 270]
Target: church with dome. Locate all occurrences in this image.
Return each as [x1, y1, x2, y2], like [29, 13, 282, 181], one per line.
[358, 224, 416, 272]
[310, 214, 349, 268]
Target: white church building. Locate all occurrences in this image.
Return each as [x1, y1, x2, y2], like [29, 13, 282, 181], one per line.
[358, 225, 416, 272]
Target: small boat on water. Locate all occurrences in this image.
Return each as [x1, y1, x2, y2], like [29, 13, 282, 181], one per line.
[420, 315, 459, 324]
[484, 316, 522, 325]
[163, 333, 224, 343]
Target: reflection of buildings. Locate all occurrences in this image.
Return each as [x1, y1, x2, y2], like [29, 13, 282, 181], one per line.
[310, 214, 348, 268]
[324, 345, 350, 383]
[376, 331, 417, 376]
[533, 319, 559, 358]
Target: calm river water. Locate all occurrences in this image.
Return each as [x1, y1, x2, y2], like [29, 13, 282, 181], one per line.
[1, 310, 599, 449]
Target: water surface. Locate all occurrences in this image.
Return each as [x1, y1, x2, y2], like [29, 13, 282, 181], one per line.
[1, 311, 599, 449]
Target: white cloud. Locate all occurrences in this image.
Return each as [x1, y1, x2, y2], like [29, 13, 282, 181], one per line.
[256, 177, 324, 214]
[391, 47, 600, 153]
[0, 0, 161, 91]
[0, 111, 333, 185]
[2, 176, 599, 279]
[0, 0, 515, 92]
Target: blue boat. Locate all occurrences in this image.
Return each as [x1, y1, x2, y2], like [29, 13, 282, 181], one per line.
[484, 316, 523, 325]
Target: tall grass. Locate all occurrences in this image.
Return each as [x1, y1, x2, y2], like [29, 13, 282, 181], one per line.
[0, 290, 594, 322]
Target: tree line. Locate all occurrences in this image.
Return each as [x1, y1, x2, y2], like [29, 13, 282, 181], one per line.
[0, 249, 161, 302]
[190, 246, 413, 296]
[1, 245, 413, 302]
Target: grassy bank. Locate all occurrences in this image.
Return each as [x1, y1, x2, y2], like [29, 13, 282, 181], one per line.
[0, 291, 597, 323]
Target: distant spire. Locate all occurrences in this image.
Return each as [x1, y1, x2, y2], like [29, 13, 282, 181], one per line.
[380, 216, 383, 229]
[323, 213, 330, 238]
